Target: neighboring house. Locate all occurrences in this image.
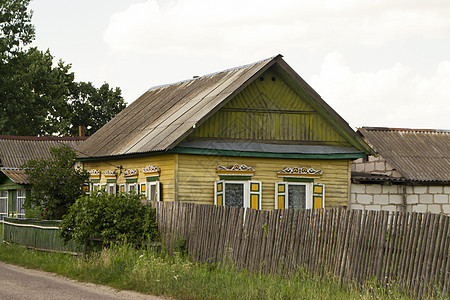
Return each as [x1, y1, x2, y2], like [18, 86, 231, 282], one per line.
[0, 136, 86, 219]
[351, 127, 450, 215]
[77, 55, 374, 210]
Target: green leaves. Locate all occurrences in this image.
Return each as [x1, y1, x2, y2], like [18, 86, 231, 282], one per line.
[23, 146, 89, 220]
[0, 0, 35, 59]
[67, 81, 126, 136]
[0, 0, 126, 136]
[59, 192, 159, 246]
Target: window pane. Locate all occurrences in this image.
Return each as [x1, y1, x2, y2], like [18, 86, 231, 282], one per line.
[107, 184, 115, 195]
[288, 185, 306, 210]
[150, 185, 157, 201]
[0, 198, 6, 213]
[225, 183, 244, 207]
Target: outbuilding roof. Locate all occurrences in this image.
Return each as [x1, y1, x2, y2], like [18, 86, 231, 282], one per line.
[77, 55, 374, 159]
[0, 135, 86, 168]
[0, 136, 86, 185]
[358, 127, 450, 183]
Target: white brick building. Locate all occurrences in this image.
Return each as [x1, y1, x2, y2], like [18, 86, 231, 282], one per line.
[351, 127, 450, 215]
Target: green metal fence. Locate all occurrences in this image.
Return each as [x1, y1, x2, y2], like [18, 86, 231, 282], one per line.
[2, 217, 83, 254]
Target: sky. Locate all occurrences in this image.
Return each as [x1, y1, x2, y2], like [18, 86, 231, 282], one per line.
[29, 0, 450, 130]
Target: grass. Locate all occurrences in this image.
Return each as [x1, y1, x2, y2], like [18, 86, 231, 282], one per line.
[0, 240, 422, 300]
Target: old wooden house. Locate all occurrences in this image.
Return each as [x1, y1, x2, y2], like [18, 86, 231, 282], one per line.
[77, 55, 374, 210]
[0, 136, 86, 219]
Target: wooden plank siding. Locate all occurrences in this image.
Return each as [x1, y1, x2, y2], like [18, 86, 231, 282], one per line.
[177, 154, 350, 209]
[82, 154, 176, 202]
[187, 68, 349, 146]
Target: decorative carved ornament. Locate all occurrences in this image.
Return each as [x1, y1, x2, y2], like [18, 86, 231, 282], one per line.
[102, 169, 116, 178]
[217, 164, 255, 176]
[277, 167, 323, 178]
[88, 169, 100, 179]
[142, 165, 160, 177]
[124, 169, 138, 177]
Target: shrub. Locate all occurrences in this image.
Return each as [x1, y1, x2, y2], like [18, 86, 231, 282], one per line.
[59, 192, 158, 246]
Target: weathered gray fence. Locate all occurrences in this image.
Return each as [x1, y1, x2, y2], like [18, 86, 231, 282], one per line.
[2, 217, 83, 254]
[151, 201, 450, 298]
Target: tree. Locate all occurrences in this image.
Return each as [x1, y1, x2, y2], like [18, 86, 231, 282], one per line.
[67, 82, 126, 136]
[0, 0, 35, 60]
[0, 0, 126, 136]
[23, 146, 89, 220]
[0, 48, 74, 135]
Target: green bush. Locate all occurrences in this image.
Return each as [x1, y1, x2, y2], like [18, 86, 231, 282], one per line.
[59, 192, 158, 246]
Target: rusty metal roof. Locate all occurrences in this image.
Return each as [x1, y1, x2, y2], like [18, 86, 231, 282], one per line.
[358, 127, 450, 183]
[77, 55, 374, 159]
[0, 135, 86, 168]
[0, 168, 29, 184]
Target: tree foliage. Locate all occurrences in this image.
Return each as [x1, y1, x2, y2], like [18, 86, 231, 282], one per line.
[0, 0, 126, 136]
[59, 192, 159, 245]
[23, 146, 89, 220]
[0, 48, 74, 135]
[67, 82, 126, 136]
[0, 0, 34, 60]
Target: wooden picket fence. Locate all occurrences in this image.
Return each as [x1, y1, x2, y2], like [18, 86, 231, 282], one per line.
[151, 201, 450, 298]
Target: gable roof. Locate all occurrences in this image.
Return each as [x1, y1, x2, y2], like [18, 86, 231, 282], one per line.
[0, 136, 87, 185]
[358, 127, 450, 183]
[77, 55, 374, 159]
[0, 135, 86, 168]
[0, 168, 28, 185]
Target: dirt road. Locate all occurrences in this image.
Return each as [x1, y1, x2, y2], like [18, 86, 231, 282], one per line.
[0, 262, 165, 300]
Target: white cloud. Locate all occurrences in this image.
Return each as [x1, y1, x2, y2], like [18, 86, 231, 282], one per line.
[104, 0, 450, 58]
[101, 0, 450, 129]
[310, 51, 450, 129]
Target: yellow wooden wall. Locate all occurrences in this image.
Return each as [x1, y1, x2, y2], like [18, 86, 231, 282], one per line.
[176, 154, 351, 209]
[187, 68, 350, 146]
[82, 154, 176, 202]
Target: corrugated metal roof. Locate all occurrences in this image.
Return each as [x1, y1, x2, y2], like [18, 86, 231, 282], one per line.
[358, 127, 450, 183]
[351, 171, 408, 184]
[77, 55, 374, 159]
[0, 168, 29, 184]
[0, 136, 86, 168]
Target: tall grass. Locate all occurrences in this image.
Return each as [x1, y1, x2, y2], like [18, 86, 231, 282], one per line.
[0, 241, 421, 300]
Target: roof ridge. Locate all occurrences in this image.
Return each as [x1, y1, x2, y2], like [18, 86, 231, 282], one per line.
[147, 54, 282, 91]
[360, 127, 450, 133]
[0, 135, 88, 141]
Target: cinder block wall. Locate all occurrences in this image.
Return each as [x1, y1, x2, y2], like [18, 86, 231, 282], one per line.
[351, 183, 450, 215]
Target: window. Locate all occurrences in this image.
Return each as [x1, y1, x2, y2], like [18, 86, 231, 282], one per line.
[91, 183, 106, 194]
[275, 182, 324, 210]
[106, 183, 116, 195]
[16, 189, 26, 219]
[215, 180, 261, 209]
[0, 191, 7, 220]
[127, 182, 137, 193]
[140, 182, 160, 201]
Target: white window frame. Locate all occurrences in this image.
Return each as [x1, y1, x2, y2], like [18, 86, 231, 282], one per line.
[0, 190, 8, 220]
[127, 182, 138, 194]
[106, 183, 117, 195]
[275, 182, 313, 210]
[16, 189, 26, 219]
[140, 181, 161, 201]
[91, 183, 106, 194]
[214, 180, 261, 209]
